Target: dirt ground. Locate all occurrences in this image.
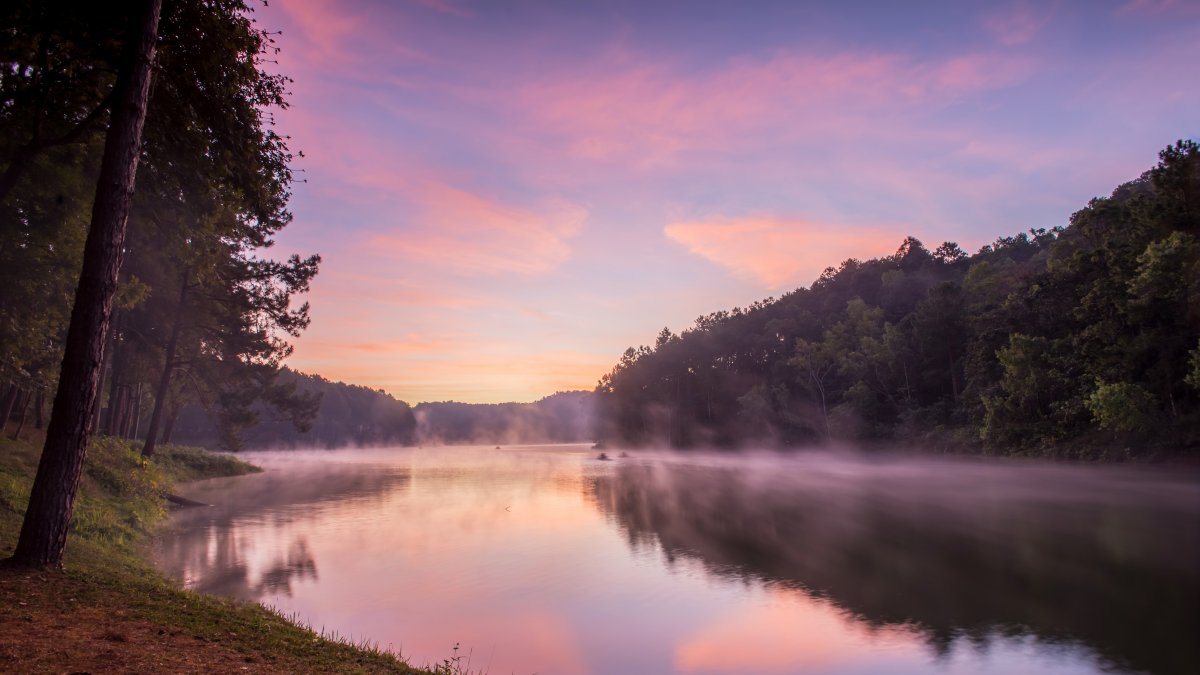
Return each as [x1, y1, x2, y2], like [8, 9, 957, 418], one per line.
[1, 565, 313, 674]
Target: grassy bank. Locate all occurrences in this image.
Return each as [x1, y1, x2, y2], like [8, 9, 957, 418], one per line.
[0, 433, 431, 674]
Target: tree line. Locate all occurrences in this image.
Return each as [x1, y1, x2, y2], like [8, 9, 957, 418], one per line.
[413, 391, 595, 446]
[0, 0, 319, 456]
[167, 384, 595, 449]
[1, 0, 316, 566]
[595, 141, 1200, 457]
[169, 369, 417, 450]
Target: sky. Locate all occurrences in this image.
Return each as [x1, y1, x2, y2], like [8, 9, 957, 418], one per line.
[256, 0, 1199, 404]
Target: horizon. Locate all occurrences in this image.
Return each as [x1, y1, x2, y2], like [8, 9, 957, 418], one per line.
[260, 0, 1198, 404]
[2, 3, 1198, 668]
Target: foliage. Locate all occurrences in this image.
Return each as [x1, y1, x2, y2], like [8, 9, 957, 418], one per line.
[171, 369, 418, 450]
[413, 391, 595, 446]
[1085, 380, 1156, 433]
[73, 438, 170, 550]
[1188, 342, 1200, 392]
[0, 0, 320, 450]
[151, 443, 261, 483]
[595, 141, 1200, 456]
[172, 381, 596, 450]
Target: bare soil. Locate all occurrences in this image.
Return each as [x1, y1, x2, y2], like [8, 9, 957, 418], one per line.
[0, 565, 299, 674]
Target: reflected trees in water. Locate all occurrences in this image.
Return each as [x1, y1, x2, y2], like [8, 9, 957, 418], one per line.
[589, 456, 1200, 675]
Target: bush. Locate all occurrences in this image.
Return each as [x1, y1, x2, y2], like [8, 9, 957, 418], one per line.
[1086, 380, 1156, 433]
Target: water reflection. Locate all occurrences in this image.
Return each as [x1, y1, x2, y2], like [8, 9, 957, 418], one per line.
[153, 447, 1199, 675]
[156, 456, 410, 599]
[589, 453, 1200, 675]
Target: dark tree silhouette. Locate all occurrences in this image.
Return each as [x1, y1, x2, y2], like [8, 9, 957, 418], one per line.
[595, 141, 1200, 456]
[10, 0, 162, 569]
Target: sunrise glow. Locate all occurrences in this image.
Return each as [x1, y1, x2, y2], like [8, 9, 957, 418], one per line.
[259, 0, 1199, 402]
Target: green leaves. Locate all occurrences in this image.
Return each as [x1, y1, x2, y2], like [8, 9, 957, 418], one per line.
[1086, 380, 1156, 433]
[0, 1, 320, 451]
[596, 141, 1200, 454]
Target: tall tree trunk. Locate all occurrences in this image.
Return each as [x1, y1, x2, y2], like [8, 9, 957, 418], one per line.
[109, 384, 126, 437]
[34, 389, 45, 429]
[130, 381, 143, 440]
[142, 268, 188, 457]
[0, 383, 17, 428]
[10, 390, 32, 440]
[11, 0, 161, 569]
[102, 377, 117, 435]
[89, 378, 103, 434]
[948, 355, 959, 403]
[120, 386, 133, 438]
[161, 398, 180, 445]
[120, 384, 136, 438]
[91, 352, 108, 435]
[102, 312, 126, 435]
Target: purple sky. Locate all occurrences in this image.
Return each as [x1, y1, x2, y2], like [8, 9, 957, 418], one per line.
[257, 0, 1199, 403]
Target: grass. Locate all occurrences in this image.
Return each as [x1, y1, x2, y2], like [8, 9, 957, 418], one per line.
[152, 442, 262, 483]
[0, 431, 439, 674]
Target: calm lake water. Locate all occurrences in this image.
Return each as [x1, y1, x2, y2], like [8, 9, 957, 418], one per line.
[154, 446, 1200, 675]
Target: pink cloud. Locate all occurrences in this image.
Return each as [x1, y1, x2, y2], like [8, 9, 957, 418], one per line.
[307, 268, 490, 309]
[271, 0, 363, 65]
[409, 0, 475, 18]
[954, 138, 1074, 173]
[1117, 0, 1199, 15]
[982, 3, 1053, 46]
[267, 0, 430, 78]
[370, 183, 587, 276]
[665, 216, 912, 289]
[512, 50, 1035, 167]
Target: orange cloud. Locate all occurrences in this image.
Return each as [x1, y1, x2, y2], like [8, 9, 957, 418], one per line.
[288, 343, 611, 404]
[665, 216, 909, 288]
[324, 334, 464, 354]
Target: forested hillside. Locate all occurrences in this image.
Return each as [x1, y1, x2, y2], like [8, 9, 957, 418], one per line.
[169, 369, 416, 450]
[413, 391, 595, 445]
[167, 380, 593, 450]
[0, 1, 318, 455]
[595, 141, 1200, 456]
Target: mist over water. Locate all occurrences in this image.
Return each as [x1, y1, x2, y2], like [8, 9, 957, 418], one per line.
[593, 451, 1200, 674]
[155, 447, 1199, 675]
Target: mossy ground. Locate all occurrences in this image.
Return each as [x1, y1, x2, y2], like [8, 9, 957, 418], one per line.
[0, 432, 436, 674]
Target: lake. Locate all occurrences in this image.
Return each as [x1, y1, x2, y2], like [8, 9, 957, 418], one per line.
[154, 445, 1200, 675]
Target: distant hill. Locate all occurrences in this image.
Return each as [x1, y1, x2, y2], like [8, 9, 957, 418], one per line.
[413, 391, 596, 445]
[171, 372, 595, 449]
[172, 369, 417, 449]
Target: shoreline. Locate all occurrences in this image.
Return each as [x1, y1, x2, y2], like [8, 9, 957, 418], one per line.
[0, 434, 432, 674]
